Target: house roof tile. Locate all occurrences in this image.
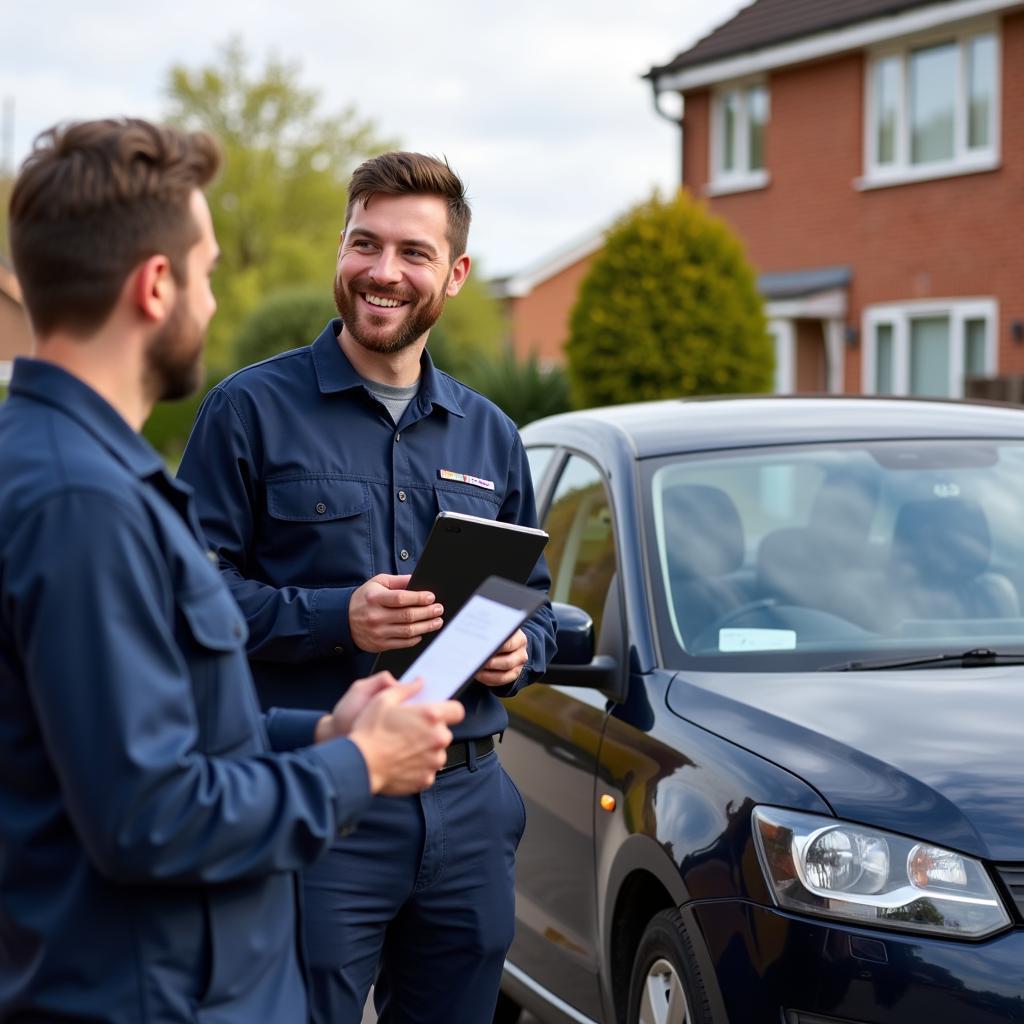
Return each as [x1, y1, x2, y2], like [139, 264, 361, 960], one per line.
[648, 0, 944, 78]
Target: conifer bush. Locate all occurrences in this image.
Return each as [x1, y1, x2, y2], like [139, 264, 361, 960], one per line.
[467, 351, 571, 427]
[233, 286, 335, 368]
[566, 192, 773, 408]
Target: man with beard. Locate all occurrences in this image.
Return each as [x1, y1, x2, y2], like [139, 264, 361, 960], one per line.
[178, 152, 557, 1024]
[0, 120, 465, 1023]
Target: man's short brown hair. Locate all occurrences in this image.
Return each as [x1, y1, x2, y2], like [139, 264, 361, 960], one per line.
[9, 117, 220, 337]
[345, 152, 471, 262]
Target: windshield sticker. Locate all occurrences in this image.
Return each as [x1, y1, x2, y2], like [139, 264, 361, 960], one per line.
[719, 628, 797, 652]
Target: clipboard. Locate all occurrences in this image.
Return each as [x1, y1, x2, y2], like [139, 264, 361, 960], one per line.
[401, 576, 547, 704]
[374, 511, 548, 678]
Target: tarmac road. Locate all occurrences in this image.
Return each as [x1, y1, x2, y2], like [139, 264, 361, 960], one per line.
[361, 992, 542, 1022]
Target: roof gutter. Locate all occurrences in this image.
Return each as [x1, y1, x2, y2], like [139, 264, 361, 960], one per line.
[648, 78, 686, 185]
[651, 0, 1022, 93]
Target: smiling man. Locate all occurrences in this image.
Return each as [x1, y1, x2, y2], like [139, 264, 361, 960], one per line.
[178, 152, 557, 1024]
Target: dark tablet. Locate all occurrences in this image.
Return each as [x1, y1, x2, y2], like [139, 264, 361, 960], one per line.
[373, 511, 548, 678]
[401, 576, 548, 704]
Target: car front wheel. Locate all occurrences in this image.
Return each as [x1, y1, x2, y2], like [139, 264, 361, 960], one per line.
[626, 909, 712, 1024]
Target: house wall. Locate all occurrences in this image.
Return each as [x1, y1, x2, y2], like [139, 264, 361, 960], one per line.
[0, 291, 31, 363]
[506, 252, 598, 366]
[682, 10, 1024, 391]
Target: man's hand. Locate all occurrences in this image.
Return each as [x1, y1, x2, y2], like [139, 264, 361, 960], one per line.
[348, 682, 466, 795]
[474, 629, 528, 688]
[348, 574, 444, 653]
[314, 672, 398, 743]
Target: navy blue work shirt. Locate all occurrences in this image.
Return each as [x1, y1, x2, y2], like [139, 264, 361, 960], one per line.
[0, 359, 371, 1022]
[179, 320, 557, 739]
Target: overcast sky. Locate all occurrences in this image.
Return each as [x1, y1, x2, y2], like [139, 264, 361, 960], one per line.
[2, 0, 747, 277]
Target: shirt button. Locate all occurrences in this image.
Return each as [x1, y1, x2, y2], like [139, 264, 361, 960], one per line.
[395, 433, 401, 442]
[206, 549, 218, 564]
[315, 502, 327, 514]
[400, 549, 410, 560]
[334, 645, 344, 654]
[398, 490, 407, 502]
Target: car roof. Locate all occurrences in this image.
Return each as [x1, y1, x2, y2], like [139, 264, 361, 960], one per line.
[520, 395, 1024, 459]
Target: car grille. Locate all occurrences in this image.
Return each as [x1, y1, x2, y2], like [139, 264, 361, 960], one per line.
[995, 864, 1024, 920]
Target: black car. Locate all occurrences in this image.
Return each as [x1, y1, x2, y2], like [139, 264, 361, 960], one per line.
[497, 396, 1024, 1024]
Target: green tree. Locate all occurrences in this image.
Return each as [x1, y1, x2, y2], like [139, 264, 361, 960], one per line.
[165, 39, 393, 374]
[0, 174, 12, 259]
[233, 286, 336, 367]
[566, 191, 772, 408]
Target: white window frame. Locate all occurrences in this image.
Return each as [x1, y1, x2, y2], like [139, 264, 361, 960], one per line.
[708, 79, 770, 196]
[768, 319, 795, 394]
[860, 19, 1001, 189]
[862, 297, 998, 397]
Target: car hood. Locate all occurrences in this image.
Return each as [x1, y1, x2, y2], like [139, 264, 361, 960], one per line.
[666, 667, 1024, 861]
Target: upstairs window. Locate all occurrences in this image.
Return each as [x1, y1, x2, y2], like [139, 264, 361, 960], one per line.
[864, 25, 998, 187]
[710, 81, 769, 194]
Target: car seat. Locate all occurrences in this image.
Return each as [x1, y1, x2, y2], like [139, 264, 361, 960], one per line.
[662, 483, 749, 647]
[888, 497, 1019, 622]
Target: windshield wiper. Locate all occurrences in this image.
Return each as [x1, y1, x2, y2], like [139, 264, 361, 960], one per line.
[820, 648, 1024, 672]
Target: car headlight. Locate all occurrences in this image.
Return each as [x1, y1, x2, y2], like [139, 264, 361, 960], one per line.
[752, 806, 1011, 939]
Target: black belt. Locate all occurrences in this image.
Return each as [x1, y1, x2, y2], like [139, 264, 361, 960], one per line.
[440, 735, 495, 773]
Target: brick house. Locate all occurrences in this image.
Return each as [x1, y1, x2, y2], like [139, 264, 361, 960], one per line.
[491, 231, 605, 367]
[0, 257, 31, 384]
[646, 0, 1024, 397]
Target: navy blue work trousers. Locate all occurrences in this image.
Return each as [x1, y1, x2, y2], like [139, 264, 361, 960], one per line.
[304, 746, 526, 1024]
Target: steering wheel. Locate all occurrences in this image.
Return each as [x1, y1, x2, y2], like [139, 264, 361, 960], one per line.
[687, 598, 782, 652]
[700, 597, 779, 636]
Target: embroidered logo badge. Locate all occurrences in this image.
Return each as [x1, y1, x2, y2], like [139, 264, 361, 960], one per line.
[438, 469, 496, 491]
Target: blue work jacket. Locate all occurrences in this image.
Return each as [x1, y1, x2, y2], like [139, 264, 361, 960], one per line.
[179, 321, 557, 738]
[0, 359, 371, 1023]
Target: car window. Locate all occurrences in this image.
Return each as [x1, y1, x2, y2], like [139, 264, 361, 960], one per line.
[544, 455, 617, 638]
[525, 446, 558, 498]
[645, 440, 1024, 669]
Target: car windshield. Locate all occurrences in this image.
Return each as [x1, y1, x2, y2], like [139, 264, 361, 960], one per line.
[646, 439, 1024, 670]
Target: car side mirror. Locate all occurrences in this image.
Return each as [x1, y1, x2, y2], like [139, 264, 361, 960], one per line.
[543, 602, 620, 691]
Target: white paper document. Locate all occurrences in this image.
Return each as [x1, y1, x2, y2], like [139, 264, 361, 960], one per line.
[400, 594, 526, 704]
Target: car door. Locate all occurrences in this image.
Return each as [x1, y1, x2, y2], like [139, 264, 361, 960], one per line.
[503, 452, 620, 1022]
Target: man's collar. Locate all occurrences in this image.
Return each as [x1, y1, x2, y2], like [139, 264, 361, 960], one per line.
[311, 319, 464, 418]
[9, 357, 166, 478]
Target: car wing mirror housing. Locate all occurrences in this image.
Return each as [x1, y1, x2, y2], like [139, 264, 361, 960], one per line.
[544, 601, 621, 693]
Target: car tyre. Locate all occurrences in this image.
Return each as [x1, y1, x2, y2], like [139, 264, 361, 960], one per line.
[492, 991, 523, 1024]
[626, 909, 712, 1024]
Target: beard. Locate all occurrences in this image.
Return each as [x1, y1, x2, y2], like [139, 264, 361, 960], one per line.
[144, 294, 207, 403]
[333, 273, 448, 355]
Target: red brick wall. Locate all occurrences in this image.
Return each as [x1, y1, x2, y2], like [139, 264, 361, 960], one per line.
[682, 11, 1024, 391]
[507, 252, 598, 366]
[0, 292, 31, 363]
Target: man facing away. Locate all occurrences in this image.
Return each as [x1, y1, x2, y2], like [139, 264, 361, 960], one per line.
[0, 119, 464, 1023]
[178, 152, 557, 1023]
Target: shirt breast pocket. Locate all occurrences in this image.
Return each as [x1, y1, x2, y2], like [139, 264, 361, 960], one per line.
[177, 585, 261, 755]
[264, 476, 374, 584]
[434, 483, 501, 522]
